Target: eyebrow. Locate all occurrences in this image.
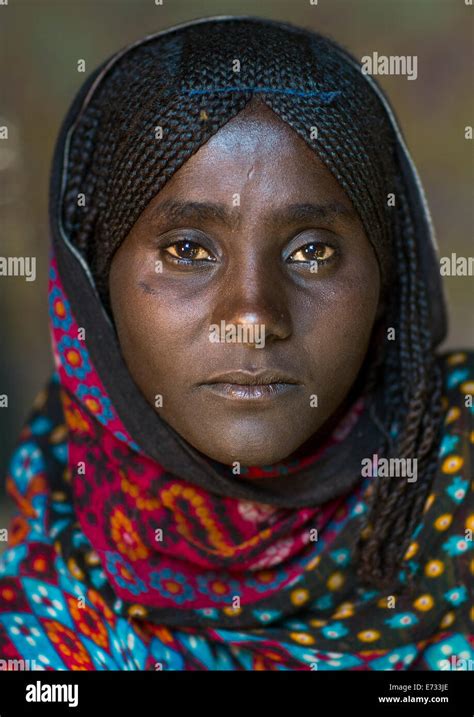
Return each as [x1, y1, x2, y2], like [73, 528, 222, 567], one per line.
[149, 199, 356, 230]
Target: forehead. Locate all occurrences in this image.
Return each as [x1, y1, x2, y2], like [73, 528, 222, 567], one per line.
[154, 98, 353, 210]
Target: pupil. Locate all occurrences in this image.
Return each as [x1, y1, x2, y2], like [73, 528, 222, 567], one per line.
[306, 244, 322, 259]
[178, 241, 195, 258]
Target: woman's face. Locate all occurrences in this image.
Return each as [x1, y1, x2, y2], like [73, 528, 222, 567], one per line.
[109, 98, 381, 468]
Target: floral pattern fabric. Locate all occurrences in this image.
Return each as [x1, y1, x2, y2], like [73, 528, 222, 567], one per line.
[0, 256, 472, 670]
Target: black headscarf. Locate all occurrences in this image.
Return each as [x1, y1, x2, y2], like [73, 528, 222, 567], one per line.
[49, 16, 447, 517]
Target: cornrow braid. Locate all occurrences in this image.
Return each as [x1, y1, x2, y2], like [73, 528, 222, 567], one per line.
[357, 176, 444, 589]
[60, 17, 445, 589]
[62, 20, 397, 304]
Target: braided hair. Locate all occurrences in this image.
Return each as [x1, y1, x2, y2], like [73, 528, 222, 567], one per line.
[60, 17, 444, 590]
[357, 174, 444, 590]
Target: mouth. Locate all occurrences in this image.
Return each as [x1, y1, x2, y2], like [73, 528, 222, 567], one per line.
[198, 370, 302, 402]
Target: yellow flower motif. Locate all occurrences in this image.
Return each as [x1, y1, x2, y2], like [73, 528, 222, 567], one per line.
[357, 630, 380, 642]
[67, 557, 84, 580]
[49, 424, 68, 444]
[470, 431, 474, 444]
[33, 389, 48, 410]
[434, 514, 453, 531]
[162, 580, 183, 595]
[291, 589, 310, 606]
[257, 571, 278, 585]
[445, 407, 460, 425]
[441, 455, 463, 474]
[290, 632, 315, 645]
[84, 397, 101, 414]
[425, 560, 444, 578]
[85, 551, 101, 567]
[470, 558, 474, 575]
[377, 596, 396, 609]
[404, 542, 419, 560]
[223, 606, 242, 617]
[309, 618, 327, 628]
[447, 353, 467, 366]
[120, 471, 140, 498]
[470, 606, 474, 622]
[465, 514, 474, 532]
[413, 594, 434, 611]
[332, 602, 354, 619]
[128, 604, 148, 618]
[110, 507, 150, 561]
[67, 596, 109, 649]
[460, 380, 474, 395]
[423, 494, 436, 513]
[440, 611, 455, 629]
[326, 571, 345, 591]
[209, 580, 228, 595]
[306, 555, 321, 571]
[62, 392, 91, 434]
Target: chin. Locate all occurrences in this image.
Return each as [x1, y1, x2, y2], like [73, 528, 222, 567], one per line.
[197, 439, 298, 468]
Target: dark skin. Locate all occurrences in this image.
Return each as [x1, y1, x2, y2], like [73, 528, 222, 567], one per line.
[109, 97, 381, 471]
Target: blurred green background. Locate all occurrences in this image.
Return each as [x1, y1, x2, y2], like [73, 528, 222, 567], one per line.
[1, 0, 473, 538]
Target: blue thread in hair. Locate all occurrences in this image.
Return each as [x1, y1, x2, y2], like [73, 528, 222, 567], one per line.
[184, 86, 341, 102]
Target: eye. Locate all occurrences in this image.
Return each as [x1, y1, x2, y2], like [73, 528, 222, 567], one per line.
[287, 242, 336, 265]
[162, 239, 216, 264]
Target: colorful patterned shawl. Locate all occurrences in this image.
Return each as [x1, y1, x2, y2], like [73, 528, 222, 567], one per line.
[0, 253, 472, 670]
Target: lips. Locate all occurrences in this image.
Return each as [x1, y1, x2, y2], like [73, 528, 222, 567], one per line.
[199, 370, 301, 401]
[201, 370, 300, 386]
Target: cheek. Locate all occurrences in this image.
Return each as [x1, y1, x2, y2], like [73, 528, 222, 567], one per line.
[300, 264, 380, 386]
[111, 277, 203, 403]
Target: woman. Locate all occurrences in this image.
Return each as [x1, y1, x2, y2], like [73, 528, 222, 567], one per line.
[0, 16, 472, 671]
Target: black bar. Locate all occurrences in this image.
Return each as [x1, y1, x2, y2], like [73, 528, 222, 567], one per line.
[0, 669, 471, 715]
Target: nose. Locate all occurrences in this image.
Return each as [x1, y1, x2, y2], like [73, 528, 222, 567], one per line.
[210, 260, 292, 347]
